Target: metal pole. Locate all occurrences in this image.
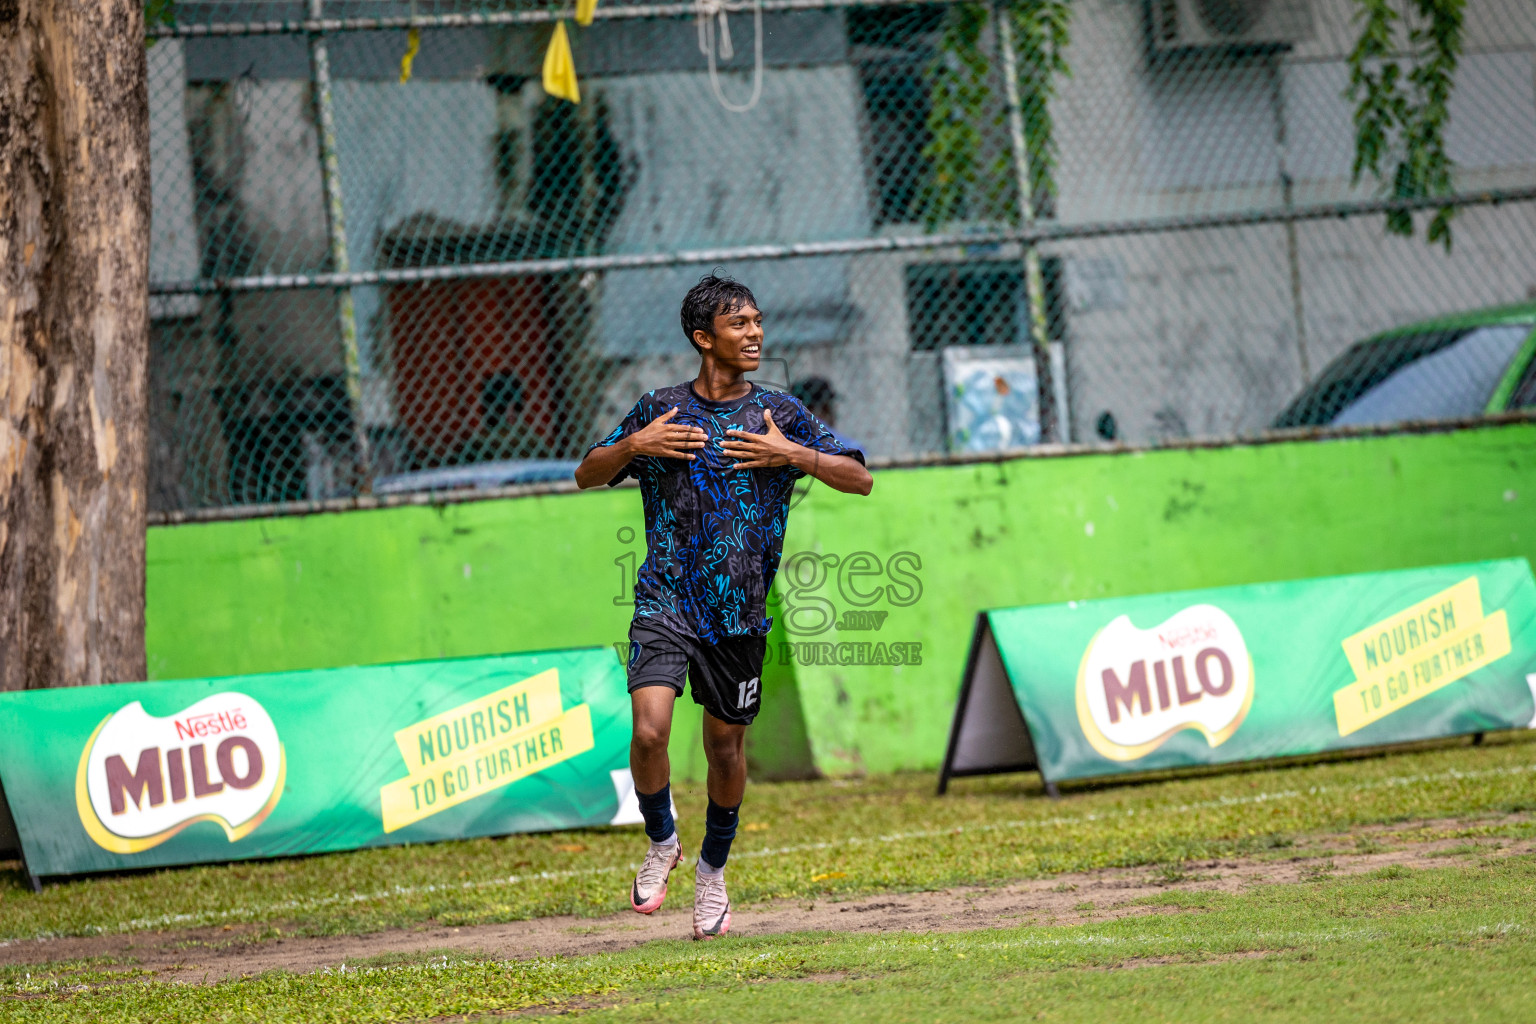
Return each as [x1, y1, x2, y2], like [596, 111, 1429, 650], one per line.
[1270, 55, 1311, 384]
[307, 0, 374, 493]
[146, 186, 1536, 297]
[148, 0, 986, 38]
[995, 4, 1060, 443]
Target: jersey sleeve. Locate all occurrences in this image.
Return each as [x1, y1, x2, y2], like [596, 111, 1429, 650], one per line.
[770, 395, 866, 479]
[585, 394, 658, 487]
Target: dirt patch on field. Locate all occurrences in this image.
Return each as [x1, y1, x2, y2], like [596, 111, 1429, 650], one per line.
[4, 816, 1530, 983]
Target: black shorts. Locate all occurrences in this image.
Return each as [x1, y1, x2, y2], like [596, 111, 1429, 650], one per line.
[626, 620, 766, 725]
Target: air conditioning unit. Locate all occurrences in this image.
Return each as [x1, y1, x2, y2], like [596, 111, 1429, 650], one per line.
[1149, 0, 1314, 52]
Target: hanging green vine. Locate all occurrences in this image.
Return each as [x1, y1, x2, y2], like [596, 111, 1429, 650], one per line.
[916, 3, 992, 227]
[917, 0, 1071, 230]
[1347, 0, 1465, 250]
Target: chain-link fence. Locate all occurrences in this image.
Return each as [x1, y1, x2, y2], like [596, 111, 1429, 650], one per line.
[144, 0, 1536, 516]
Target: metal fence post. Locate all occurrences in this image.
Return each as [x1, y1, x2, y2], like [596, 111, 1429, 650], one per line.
[307, 0, 375, 493]
[1269, 54, 1311, 385]
[995, 3, 1063, 443]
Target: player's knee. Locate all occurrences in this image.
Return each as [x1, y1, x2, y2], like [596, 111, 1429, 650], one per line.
[631, 718, 670, 753]
[702, 731, 745, 768]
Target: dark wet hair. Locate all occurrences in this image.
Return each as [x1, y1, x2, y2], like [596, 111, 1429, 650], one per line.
[680, 272, 759, 353]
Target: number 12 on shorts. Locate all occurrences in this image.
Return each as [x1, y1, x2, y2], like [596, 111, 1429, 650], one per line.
[737, 676, 760, 708]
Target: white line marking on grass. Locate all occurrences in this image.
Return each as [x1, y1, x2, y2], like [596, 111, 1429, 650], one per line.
[732, 761, 1536, 863]
[870, 924, 1395, 953]
[7, 761, 1534, 944]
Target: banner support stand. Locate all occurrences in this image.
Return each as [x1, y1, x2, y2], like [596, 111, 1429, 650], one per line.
[937, 612, 1049, 795]
[0, 783, 36, 890]
[937, 613, 990, 795]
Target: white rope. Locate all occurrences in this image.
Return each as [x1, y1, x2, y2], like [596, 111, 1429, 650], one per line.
[695, 0, 763, 113]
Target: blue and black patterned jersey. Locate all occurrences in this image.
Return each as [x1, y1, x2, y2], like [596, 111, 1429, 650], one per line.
[588, 381, 865, 644]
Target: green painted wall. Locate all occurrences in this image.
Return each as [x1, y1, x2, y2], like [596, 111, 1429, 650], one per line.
[148, 491, 637, 677]
[147, 424, 1536, 778]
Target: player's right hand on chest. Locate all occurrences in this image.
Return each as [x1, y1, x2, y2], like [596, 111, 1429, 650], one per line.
[630, 406, 708, 460]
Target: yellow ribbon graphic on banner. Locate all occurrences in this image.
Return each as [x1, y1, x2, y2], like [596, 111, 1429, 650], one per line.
[542, 21, 580, 104]
[1333, 576, 1512, 736]
[576, 0, 598, 27]
[380, 668, 594, 832]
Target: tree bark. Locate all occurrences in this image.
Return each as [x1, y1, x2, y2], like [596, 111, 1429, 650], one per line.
[0, 0, 149, 689]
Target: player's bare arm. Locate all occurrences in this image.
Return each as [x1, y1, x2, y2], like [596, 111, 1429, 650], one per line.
[573, 406, 707, 489]
[721, 410, 873, 495]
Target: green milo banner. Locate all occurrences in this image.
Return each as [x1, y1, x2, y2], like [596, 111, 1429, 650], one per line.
[940, 560, 1536, 790]
[0, 648, 635, 879]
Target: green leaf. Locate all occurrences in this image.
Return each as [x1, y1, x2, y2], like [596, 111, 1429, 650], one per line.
[1346, 0, 1464, 248]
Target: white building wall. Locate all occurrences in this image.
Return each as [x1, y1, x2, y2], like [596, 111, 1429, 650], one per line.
[1045, 0, 1536, 444]
[592, 64, 878, 442]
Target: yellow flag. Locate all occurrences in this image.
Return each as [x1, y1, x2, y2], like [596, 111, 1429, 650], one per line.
[575, 0, 598, 26]
[542, 21, 580, 104]
[399, 27, 420, 83]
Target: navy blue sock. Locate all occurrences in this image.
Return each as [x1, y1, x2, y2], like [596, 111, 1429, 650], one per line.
[699, 798, 740, 871]
[636, 784, 675, 844]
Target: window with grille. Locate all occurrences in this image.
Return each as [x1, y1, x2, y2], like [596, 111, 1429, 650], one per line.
[905, 258, 1067, 351]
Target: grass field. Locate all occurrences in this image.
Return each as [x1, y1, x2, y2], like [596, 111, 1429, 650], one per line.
[6, 859, 1535, 1023]
[3, 733, 1536, 1021]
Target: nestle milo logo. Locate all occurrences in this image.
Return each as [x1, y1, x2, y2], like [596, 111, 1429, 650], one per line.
[75, 693, 286, 854]
[1075, 604, 1254, 761]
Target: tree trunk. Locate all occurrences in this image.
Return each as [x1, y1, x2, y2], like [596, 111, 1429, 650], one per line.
[0, 0, 149, 689]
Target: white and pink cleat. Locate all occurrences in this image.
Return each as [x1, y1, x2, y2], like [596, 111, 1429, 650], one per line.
[692, 867, 731, 940]
[630, 838, 683, 915]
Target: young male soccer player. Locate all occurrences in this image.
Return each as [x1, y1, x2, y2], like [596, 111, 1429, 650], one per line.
[574, 274, 873, 940]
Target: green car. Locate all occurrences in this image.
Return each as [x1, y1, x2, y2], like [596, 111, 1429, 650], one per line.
[1273, 302, 1536, 429]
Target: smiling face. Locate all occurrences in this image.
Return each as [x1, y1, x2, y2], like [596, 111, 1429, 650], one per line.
[693, 303, 764, 374]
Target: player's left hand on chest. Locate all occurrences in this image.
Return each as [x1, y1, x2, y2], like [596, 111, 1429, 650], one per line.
[722, 410, 801, 470]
